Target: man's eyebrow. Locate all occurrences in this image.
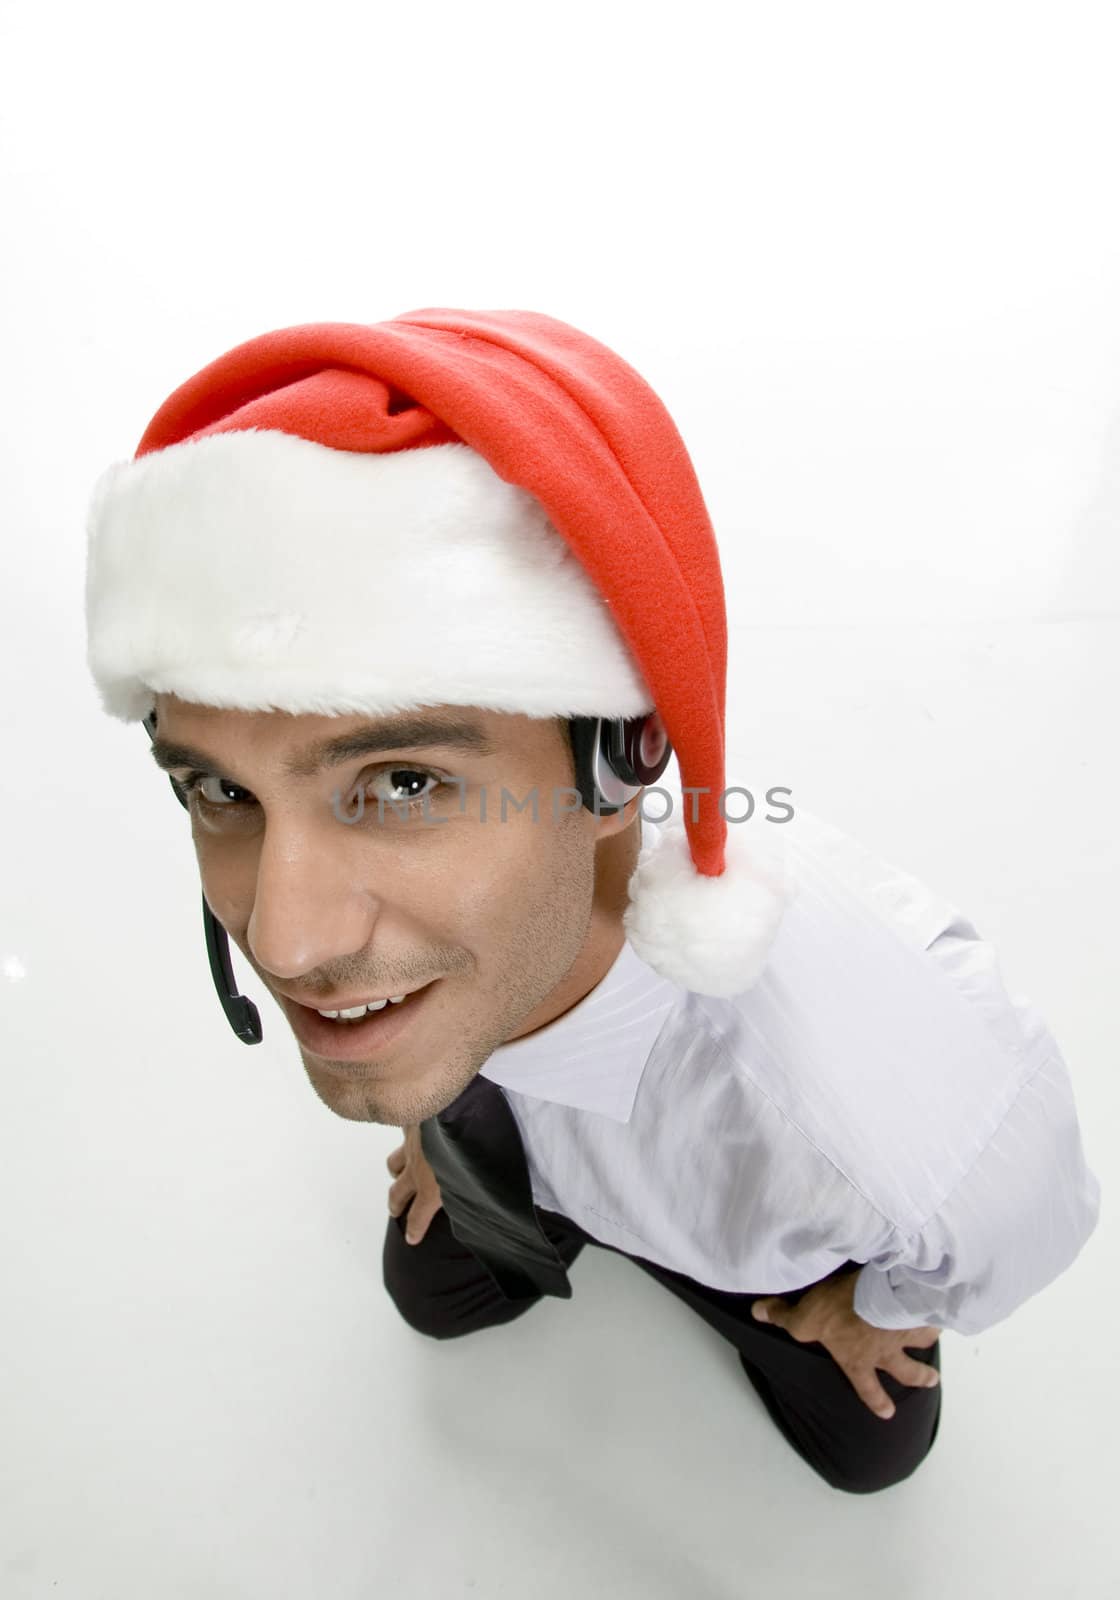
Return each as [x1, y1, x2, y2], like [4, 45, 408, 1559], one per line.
[147, 716, 498, 781]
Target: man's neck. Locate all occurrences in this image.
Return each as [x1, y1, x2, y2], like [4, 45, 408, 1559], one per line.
[506, 917, 627, 1044]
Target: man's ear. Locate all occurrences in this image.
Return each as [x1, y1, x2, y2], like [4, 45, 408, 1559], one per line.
[592, 790, 644, 841]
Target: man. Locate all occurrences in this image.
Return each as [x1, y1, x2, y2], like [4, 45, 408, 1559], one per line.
[84, 307, 1100, 1496]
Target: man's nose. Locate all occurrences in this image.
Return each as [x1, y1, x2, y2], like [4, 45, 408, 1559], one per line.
[245, 839, 382, 981]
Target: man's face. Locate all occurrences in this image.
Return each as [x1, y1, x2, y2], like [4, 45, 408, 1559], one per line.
[150, 693, 639, 1125]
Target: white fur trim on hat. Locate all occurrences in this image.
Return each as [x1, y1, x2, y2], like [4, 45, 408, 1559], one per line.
[84, 428, 655, 724]
[623, 808, 797, 996]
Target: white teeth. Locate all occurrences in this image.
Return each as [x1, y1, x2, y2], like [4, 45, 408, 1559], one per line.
[315, 989, 415, 1019]
[317, 998, 390, 1020]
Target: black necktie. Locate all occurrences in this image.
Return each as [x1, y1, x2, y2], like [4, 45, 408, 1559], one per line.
[418, 1071, 573, 1303]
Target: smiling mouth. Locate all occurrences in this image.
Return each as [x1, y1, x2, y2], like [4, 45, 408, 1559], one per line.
[309, 984, 431, 1021]
[282, 978, 439, 1062]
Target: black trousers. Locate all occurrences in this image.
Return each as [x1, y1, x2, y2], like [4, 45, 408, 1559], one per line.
[383, 1202, 942, 1495]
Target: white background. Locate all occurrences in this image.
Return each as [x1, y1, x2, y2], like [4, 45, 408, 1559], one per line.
[1, 2, 1116, 1596]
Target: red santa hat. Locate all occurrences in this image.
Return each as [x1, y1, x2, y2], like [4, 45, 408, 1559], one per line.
[84, 307, 794, 996]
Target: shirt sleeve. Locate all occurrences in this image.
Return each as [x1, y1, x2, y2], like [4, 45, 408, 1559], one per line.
[852, 1045, 1102, 1334]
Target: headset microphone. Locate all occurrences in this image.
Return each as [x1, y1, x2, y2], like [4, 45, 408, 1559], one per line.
[143, 709, 671, 1046]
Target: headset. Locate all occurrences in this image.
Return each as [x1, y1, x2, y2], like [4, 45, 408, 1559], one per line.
[142, 708, 672, 1045]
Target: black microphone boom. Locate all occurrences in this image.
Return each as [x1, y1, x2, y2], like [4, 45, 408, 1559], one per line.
[201, 887, 262, 1044]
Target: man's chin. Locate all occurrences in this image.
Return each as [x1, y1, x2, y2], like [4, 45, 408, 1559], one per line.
[298, 1046, 477, 1127]
[298, 1051, 400, 1123]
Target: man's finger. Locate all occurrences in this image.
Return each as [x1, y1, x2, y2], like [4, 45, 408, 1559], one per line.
[406, 1203, 442, 1244]
[903, 1326, 942, 1349]
[884, 1351, 940, 1389]
[751, 1297, 793, 1331]
[842, 1362, 897, 1420]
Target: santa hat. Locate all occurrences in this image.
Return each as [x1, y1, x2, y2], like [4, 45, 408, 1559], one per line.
[84, 307, 795, 996]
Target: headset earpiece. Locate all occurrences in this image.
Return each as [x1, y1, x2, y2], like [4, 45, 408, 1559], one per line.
[568, 712, 673, 815]
[602, 711, 672, 788]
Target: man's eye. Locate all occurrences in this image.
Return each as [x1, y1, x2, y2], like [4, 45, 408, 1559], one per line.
[177, 768, 442, 813]
[363, 768, 441, 809]
[180, 773, 253, 808]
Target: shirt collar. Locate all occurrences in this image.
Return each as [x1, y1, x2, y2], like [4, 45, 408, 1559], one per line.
[479, 826, 687, 1123]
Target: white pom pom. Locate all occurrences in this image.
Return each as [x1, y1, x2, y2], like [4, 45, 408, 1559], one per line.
[622, 809, 798, 997]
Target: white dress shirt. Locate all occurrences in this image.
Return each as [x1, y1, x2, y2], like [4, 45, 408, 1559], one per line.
[480, 807, 1101, 1334]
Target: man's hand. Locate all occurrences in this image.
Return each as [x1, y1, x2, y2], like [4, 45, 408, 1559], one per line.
[751, 1271, 941, 1420]
[386, 1124, 444, 1244]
